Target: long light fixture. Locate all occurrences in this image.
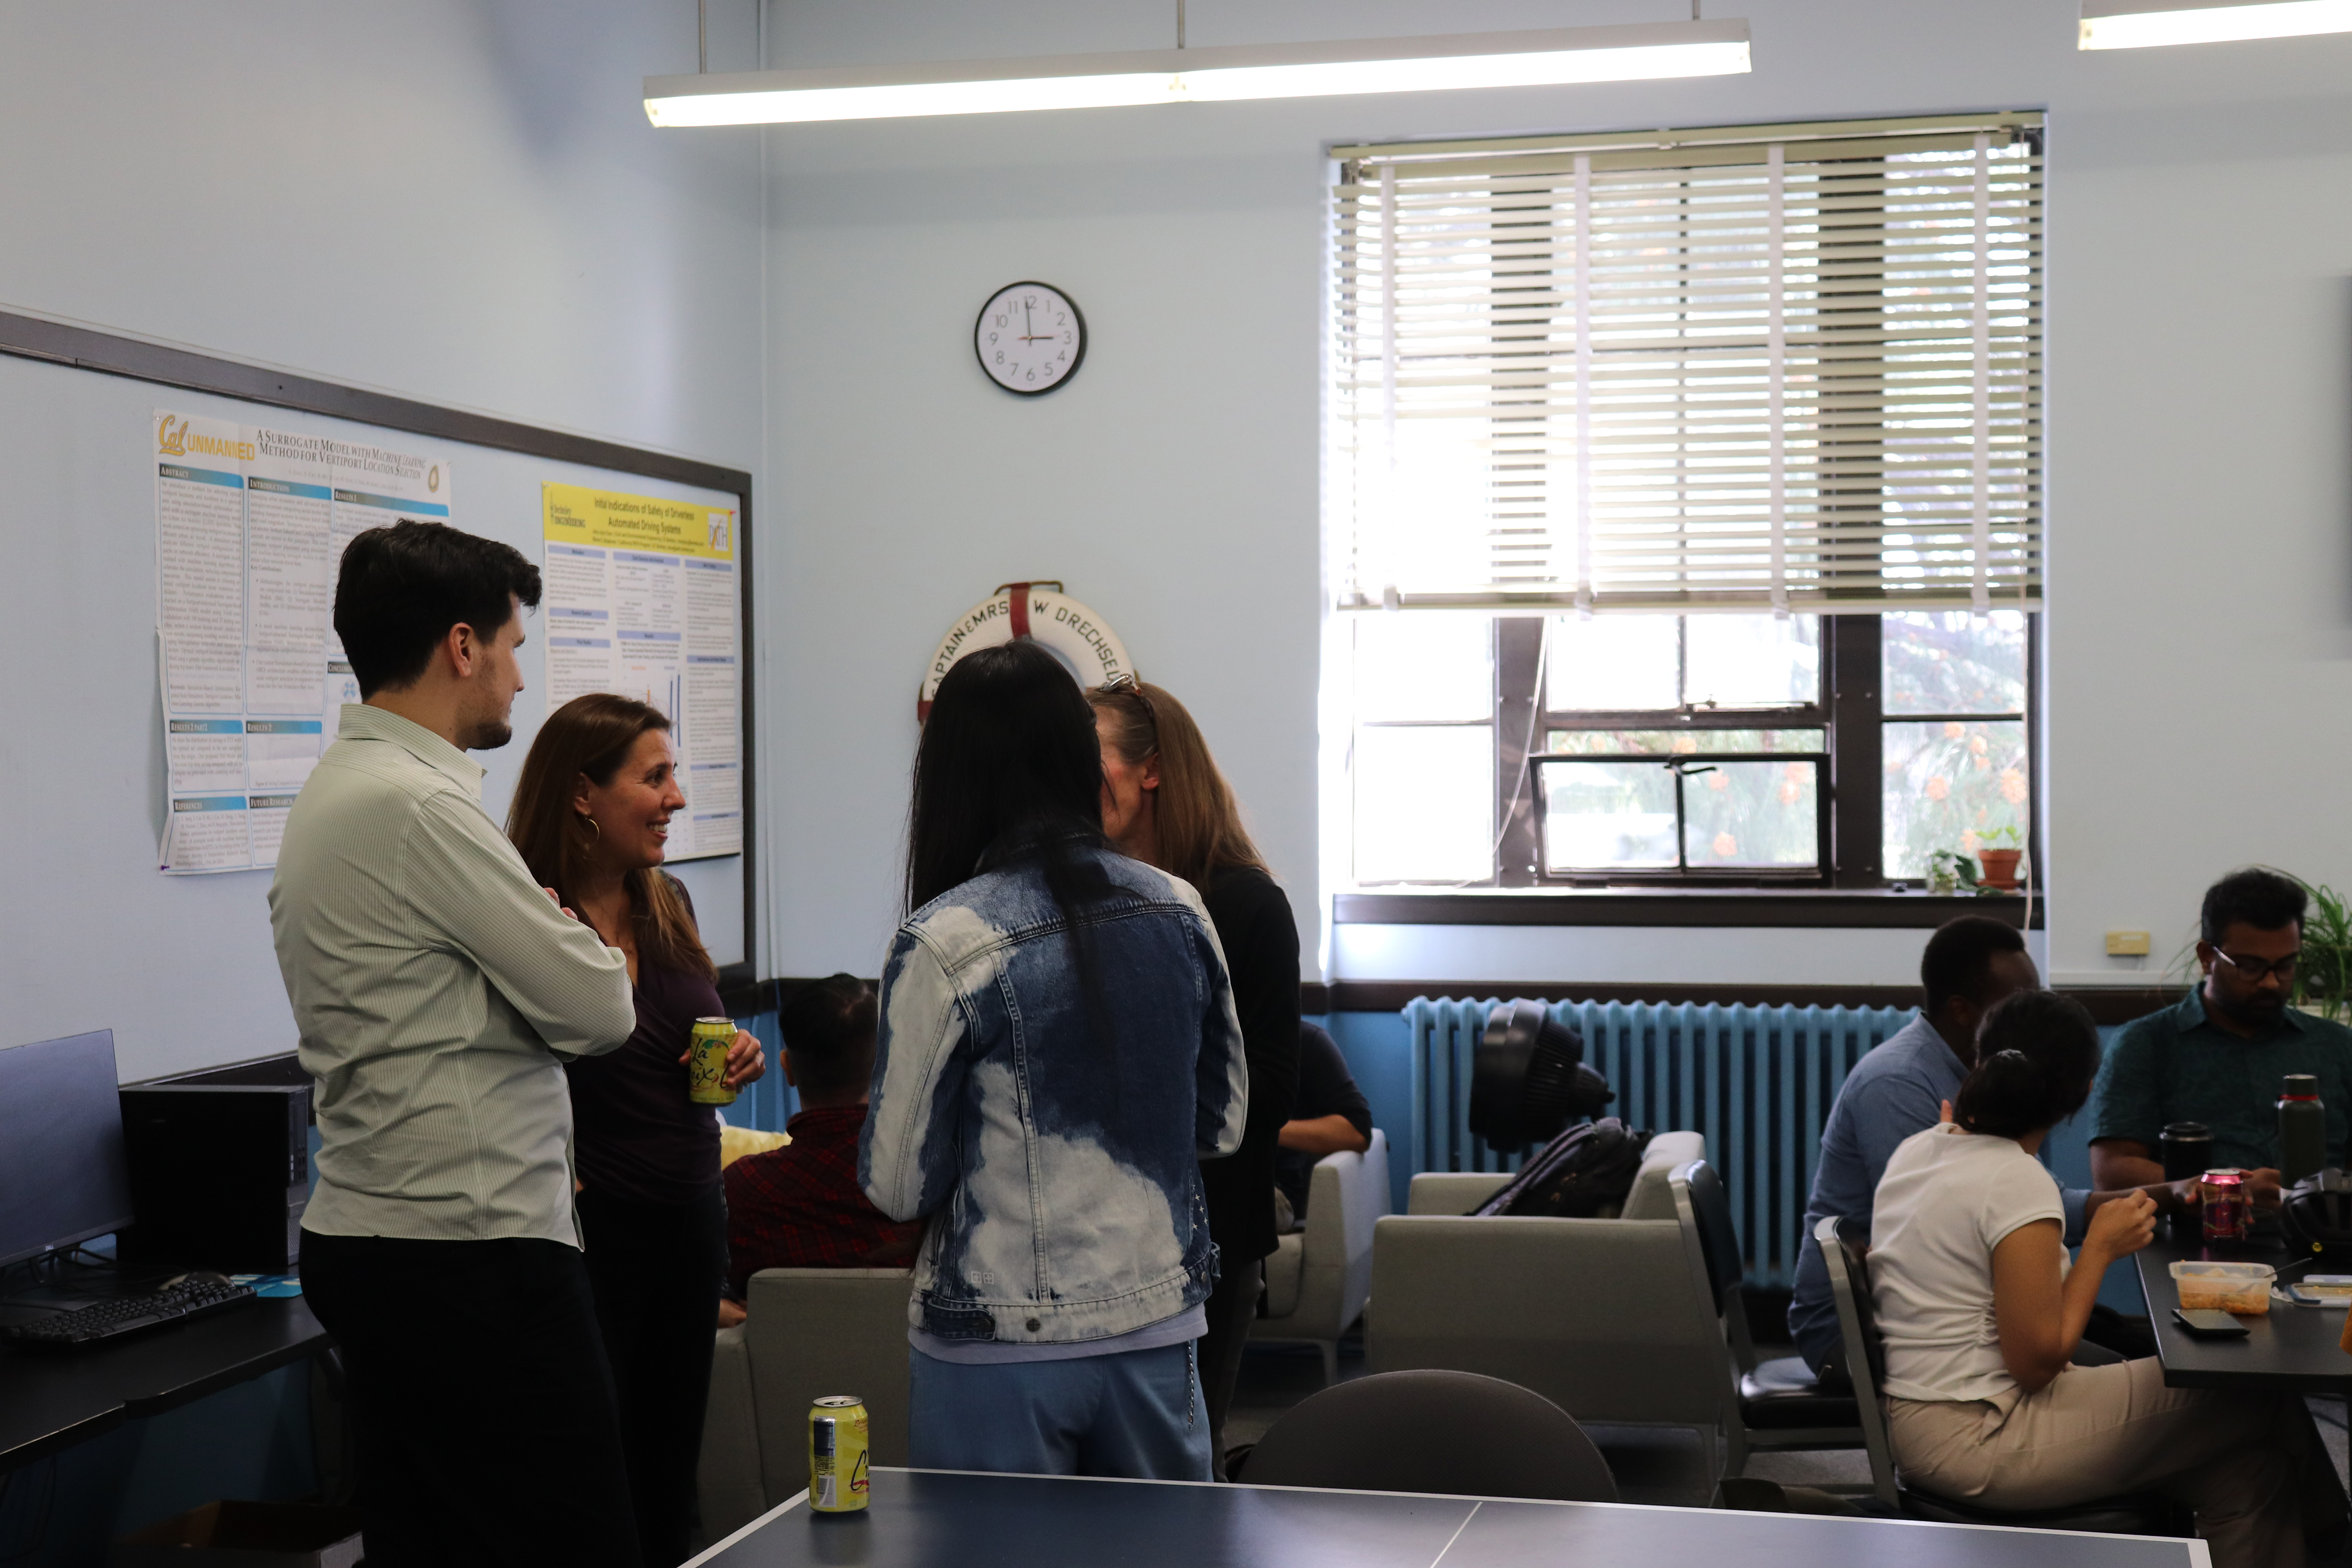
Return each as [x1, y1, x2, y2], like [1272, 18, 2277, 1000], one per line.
[2080, 0, 2352, 48]
[643, 20, 1751, 127]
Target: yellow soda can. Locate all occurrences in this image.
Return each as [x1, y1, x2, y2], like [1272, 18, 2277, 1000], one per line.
[808, 1396, 870, 1513]
[687, 1017, 738, 1106]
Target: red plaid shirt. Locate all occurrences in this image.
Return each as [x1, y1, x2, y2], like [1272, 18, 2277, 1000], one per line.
[723, 1103, 925, 1297]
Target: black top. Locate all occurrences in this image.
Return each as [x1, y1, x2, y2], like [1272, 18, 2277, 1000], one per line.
[1275, 1020, 1372, 1221]
[564, 879, 725, 1206]
[1199, 864, 1300, 1268]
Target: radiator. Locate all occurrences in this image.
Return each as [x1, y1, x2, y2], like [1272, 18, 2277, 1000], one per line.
[1405, 998, 1914, 1288]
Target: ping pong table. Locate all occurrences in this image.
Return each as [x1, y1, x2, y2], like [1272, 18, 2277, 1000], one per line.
[687, 1467, 2208, 1568]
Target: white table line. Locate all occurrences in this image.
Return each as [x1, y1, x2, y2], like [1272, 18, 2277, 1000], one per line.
[1427, 1499, 1484, 1568]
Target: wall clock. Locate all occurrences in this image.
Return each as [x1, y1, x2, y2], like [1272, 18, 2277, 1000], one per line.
[974, 281, 1086, 395]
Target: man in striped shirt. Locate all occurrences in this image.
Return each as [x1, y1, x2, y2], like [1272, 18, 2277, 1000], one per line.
[270, 521, 639, 1567]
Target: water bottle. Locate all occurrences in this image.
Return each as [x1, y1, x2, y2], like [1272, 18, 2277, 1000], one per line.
[2279, 1075, 2327, 1184]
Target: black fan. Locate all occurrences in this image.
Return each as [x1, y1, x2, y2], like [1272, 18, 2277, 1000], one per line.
[1468, 1000, 1614, 1153]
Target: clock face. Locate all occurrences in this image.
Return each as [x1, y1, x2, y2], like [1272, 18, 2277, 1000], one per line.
[975, 282, 1085, 396]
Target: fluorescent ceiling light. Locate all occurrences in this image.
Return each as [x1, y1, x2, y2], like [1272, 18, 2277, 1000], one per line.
[2080, 0, 2352, 48]
[643, 21, 1751, 127]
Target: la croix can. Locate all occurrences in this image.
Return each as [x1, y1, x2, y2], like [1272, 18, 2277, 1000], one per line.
[2202, 1168, 2249, 1242]
[808, 1396, 870, 1513]
[687, 1017, 738, 1106]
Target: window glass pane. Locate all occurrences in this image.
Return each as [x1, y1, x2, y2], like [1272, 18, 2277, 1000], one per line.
[1686, 615, 1820, 710]
[1882, 720, 2029, 879]
[1539, 760, 1678, 871]
[1544, 616, 1677, 711]
[1354, 614, 1492, 722]
[1683, 760, 1819, 868]
[1883, 611, 2027, 716]
[1353, 724, 1494, 882]
[1545, 729, 1824, 756]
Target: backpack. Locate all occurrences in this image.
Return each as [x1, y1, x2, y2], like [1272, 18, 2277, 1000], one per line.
[1470, 1118, 1654, 1219]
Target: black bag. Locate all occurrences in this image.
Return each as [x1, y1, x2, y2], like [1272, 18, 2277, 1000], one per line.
[1470, 1117, 1654, 1219]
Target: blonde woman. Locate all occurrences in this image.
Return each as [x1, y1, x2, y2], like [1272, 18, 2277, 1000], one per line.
[1088, 675, 1298, 1475]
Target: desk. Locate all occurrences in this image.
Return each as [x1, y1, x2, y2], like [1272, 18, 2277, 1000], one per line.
[0, 1298, 330, 1471]
[2134, 1235, 2351, 1394]
[689, 1469, 2205, 1568]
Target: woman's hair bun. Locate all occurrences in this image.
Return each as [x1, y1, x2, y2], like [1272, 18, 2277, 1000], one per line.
[1953, 992, 2099, 1139]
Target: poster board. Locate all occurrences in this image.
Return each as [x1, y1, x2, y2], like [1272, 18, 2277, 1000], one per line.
[0, 312, 755, 1081]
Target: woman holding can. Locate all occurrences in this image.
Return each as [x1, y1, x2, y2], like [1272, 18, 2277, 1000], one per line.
[509, 692, 765, 1568]
[1087, 675, 1297, 1475]
[864, 641, 1247, 1481]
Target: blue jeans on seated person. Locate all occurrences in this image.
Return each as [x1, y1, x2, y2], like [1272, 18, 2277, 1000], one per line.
[908, 1341, 1213, 1481]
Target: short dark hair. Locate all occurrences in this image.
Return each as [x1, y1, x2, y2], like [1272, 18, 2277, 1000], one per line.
[1919, 915, 2030, 1014]
[2202, 867, 2306, 946]
[334, 520, 541, 697]
[1952, 990, 2100, 1138]
[779, 974, 878, 1100]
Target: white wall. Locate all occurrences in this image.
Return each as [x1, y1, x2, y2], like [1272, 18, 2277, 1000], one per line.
[758, 0, 2352, 989]
[0, 2, 768, 1078]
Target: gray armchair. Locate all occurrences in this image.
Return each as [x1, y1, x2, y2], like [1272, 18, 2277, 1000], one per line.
[1250, 1128, 1388, 1383]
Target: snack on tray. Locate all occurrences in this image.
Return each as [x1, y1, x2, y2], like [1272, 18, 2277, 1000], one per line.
[2171, 1260, 2275, 1316]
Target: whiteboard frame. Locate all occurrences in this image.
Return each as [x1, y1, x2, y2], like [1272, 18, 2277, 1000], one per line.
[0, 309, 761, 992]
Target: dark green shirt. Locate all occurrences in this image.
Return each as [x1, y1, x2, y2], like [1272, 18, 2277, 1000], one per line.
[2093, 989, 2352, 1171]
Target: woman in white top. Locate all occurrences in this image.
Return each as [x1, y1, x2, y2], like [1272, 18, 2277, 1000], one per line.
[1870, 991, 2336, 1568]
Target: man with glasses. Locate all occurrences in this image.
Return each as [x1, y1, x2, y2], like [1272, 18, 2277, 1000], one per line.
[2090, 868, 2352, 1195]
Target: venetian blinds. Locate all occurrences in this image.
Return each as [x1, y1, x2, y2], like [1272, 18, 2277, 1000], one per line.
[1329, 113, 2043, 615]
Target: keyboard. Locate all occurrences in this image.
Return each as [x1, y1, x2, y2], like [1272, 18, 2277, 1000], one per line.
[1, 1277, 258, 1348]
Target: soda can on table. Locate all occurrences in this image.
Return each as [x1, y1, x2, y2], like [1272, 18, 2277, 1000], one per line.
[687, 1017, 739, 1106]
[809, 1396, 870, 1513]
[2203, 1168, 2249, 1242]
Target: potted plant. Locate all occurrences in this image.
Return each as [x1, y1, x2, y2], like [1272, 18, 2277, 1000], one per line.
[1976, 826, 2024, 891]
[2290, 875, 2352, 1024]
[1929, 850, 1981, 896]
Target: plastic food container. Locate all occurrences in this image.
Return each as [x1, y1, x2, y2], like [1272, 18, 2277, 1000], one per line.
[2172, 1260, 2275, 1315]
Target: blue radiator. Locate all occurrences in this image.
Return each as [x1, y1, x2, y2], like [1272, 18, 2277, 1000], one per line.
[1405, 997, 1914, 1288]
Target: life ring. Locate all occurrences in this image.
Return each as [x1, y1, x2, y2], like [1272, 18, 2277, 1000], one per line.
[918, 582, 1135, 720]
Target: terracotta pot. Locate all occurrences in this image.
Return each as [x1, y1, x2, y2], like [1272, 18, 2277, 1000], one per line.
[1978, 848, 2024, 890]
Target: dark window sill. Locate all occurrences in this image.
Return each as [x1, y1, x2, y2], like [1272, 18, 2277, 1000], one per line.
[1333, 889, 2041, 930]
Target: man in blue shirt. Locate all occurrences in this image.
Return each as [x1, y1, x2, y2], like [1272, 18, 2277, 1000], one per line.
[1788, 917, 2194, 1377]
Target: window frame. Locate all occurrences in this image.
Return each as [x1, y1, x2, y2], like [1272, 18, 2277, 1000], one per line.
[1475, 612, 2038, 892]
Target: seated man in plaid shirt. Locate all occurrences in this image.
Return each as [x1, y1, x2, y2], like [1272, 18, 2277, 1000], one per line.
[723, 975, 924, 1313]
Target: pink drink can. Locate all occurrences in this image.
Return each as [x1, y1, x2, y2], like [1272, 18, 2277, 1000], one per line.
[2202, 1168, 2249, 1242]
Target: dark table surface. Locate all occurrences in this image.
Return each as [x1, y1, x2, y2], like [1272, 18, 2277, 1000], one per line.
[2135, 1231, 2352, 1393]
[0, 1295, 330, 1470]
[690, 1469, 2205, 1568]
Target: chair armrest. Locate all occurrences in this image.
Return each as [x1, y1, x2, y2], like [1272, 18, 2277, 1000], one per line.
[1621, 1129, 1706, 1220]
[1408, 1172, 1511, 1216]
[697, 1324, 767, 1542]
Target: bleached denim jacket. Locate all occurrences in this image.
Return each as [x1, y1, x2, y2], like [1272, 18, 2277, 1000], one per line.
[860, 844, 1248, 1347]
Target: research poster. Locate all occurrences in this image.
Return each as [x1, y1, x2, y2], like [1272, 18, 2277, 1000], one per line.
[541, 483, 742, 861]
[155, 410, 453, 873]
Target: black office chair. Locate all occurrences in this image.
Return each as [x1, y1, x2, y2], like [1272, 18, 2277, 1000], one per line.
[1667, 1161, 1865, 1486]
[1814, 1215, 2184, 1534]
[1236, 1370, 1619, 1502]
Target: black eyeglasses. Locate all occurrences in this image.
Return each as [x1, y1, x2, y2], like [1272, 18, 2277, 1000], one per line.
[2208, 947, 2300, 984]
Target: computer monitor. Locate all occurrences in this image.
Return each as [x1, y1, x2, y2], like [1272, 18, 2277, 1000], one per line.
[0, 1030, 136, 1270]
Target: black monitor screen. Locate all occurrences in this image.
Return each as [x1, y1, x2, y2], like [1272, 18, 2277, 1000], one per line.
[0, 1031, 135, 1270]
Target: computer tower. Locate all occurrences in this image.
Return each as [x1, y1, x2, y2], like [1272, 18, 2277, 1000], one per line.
[116, 1083, 311, 1273]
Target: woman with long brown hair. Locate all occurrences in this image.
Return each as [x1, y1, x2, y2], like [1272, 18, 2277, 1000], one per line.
[509, 692, 764, 1568]
[1087, 675, 1298, 1476]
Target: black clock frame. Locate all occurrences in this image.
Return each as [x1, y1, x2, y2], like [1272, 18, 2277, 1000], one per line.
[974, 281, 1087, 396]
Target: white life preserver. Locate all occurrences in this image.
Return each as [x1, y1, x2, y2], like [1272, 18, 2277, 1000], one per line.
[918, 582, 1135, 720]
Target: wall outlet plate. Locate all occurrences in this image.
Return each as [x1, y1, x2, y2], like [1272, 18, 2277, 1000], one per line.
[2106, 931, 2152, 956]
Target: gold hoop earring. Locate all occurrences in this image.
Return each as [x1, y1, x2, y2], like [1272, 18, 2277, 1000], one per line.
[578, 814, 601, 845]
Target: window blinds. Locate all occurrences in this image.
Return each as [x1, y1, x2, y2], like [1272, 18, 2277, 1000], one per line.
[1329, 113, 2043, 615]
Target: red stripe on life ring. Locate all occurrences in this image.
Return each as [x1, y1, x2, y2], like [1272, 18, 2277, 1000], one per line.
[1007, 583, 1032, 640]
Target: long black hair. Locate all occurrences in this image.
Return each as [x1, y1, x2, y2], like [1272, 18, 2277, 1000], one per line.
[1952, 990, 2101, 1139]
[905, 640, 1123, 1050]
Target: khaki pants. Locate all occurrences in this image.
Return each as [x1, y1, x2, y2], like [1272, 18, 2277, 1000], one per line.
[1888, 1359, 2337, 1568]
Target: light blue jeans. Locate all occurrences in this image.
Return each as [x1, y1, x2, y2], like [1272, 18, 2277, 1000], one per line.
[907, 1340, 1213, 1481]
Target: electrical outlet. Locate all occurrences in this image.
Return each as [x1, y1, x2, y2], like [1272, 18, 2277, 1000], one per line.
[2106, 931, 2151, 957]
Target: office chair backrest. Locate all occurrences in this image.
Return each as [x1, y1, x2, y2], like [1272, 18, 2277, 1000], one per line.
[1673, 1160, 1744, 1309]
[1241, 1370, 1619, 1503]
[1813, 1215, 1899, 1506]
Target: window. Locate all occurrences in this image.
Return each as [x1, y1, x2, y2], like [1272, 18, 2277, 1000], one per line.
[1329, 113, 2043, 893]
[1346, 610, 2035, 888]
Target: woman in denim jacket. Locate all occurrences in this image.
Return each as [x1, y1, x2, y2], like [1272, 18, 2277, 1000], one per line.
[861, 641, 1249, 1480]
